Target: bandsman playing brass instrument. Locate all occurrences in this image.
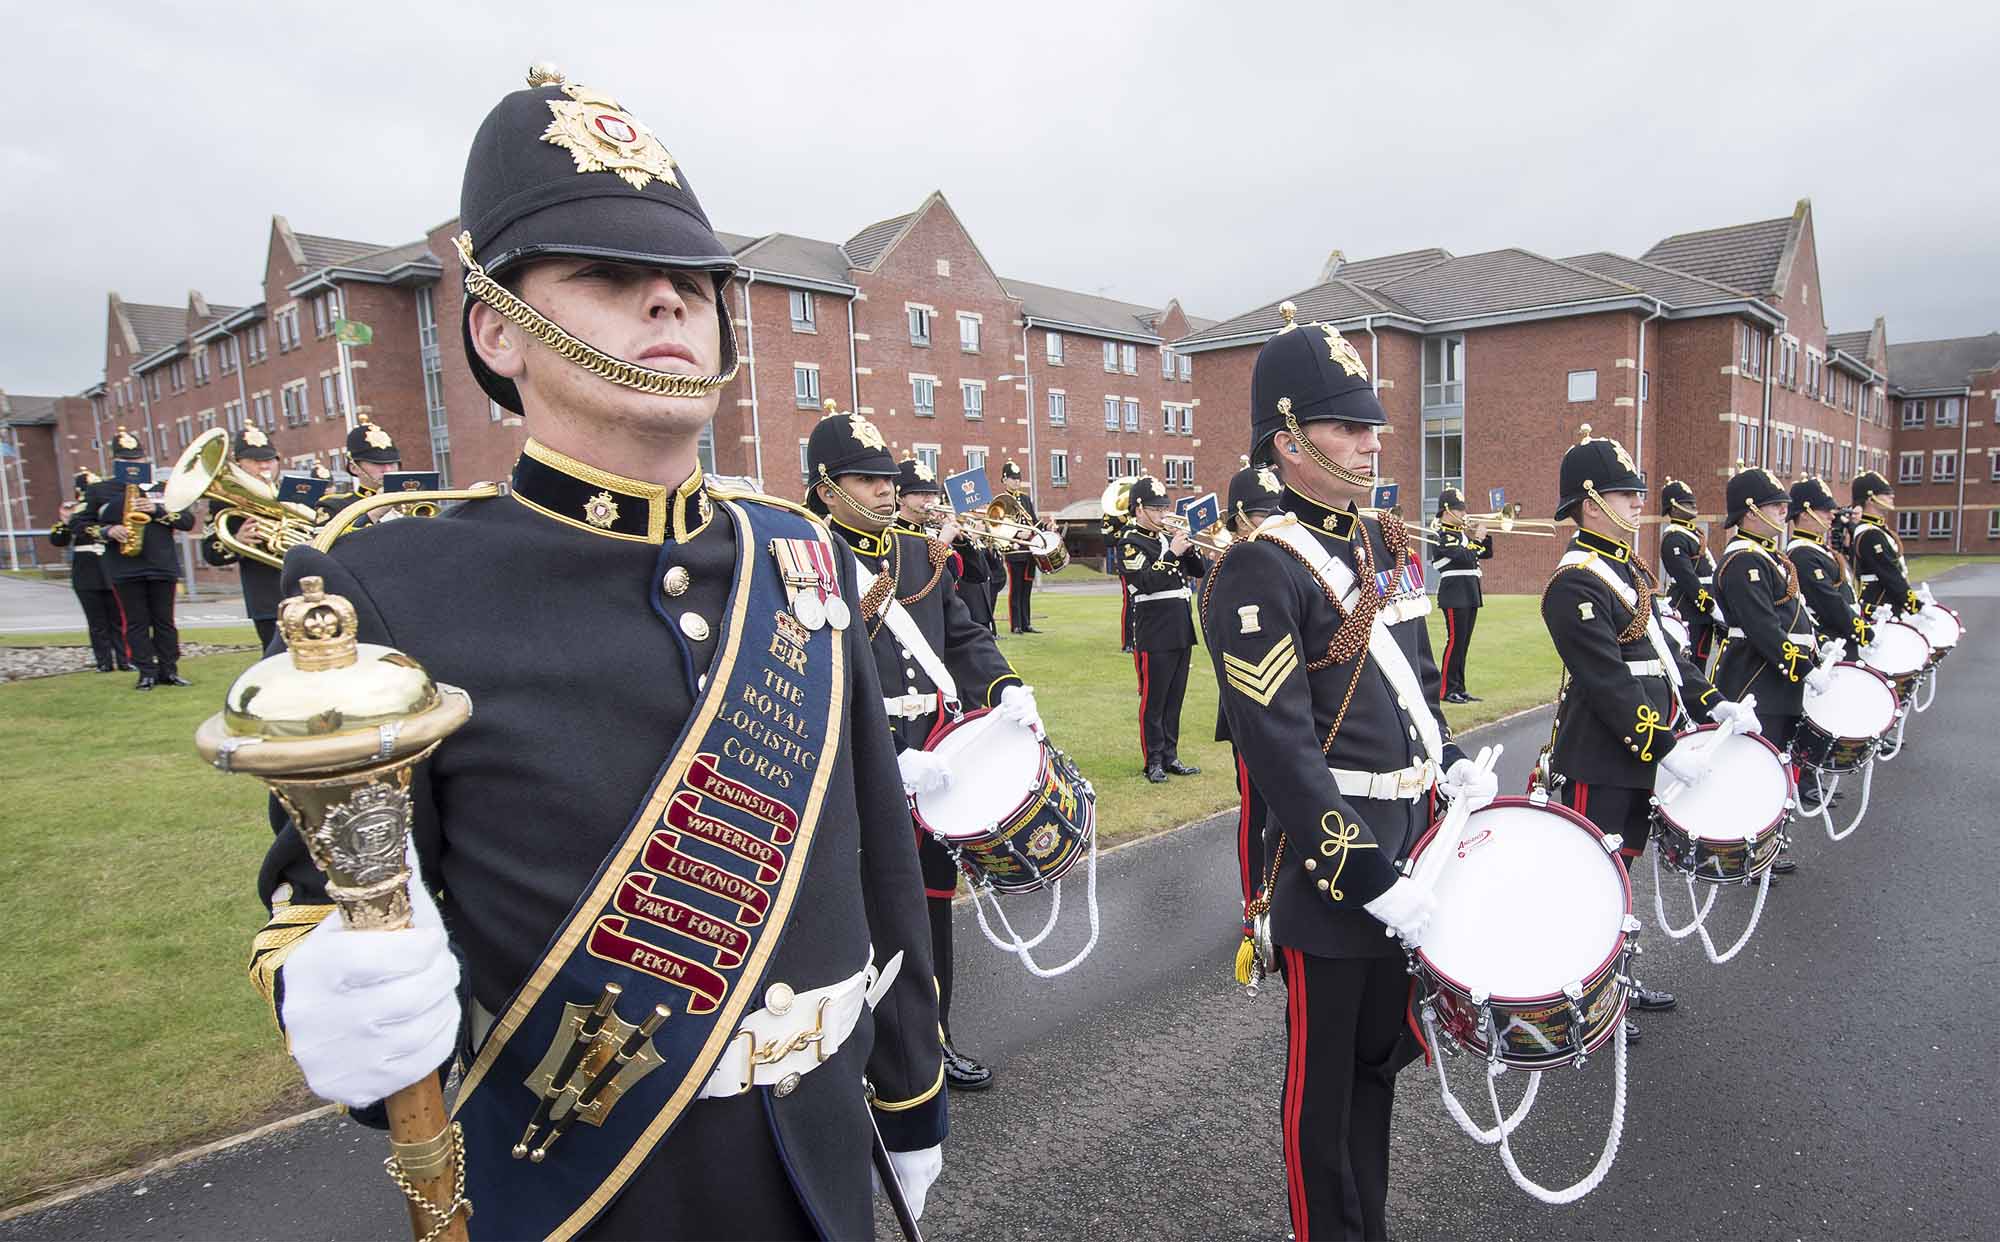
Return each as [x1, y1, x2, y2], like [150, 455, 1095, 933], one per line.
[48, 469, 128, 673]
[999, 460, 1043, 633]
[86, 428, 197, 689]
[1429, 486, 1492, 704]
[316, 414, 403, 526]
[199, 426, 287, 649]
[1117, 475, 1205, 784]
[249, 66, 949, 1238]
[1849, 469, 1918, 618]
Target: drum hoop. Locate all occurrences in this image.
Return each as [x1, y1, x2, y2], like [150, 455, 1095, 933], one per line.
[1653, 724, 1792, 844]
[907, 707, 1063, 844]
[1801, 663, 1898, 740]
[1864, 621, 1932, 676]
[1409, 795, 1632, 1007]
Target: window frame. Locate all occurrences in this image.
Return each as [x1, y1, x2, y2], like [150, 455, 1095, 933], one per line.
[1049, 449, 1069, 486]
[960, 379, 984, 420]
[1045, 330, 1063, 365]
[1896, 511, 1920, 538]
[957, 312, 981, 354]
[1898, 451, 1923, 484]
[1120, 343, 1137, 375]
[906, 304, 933, 347]
[788, 289, 816, 333]
[793, 363, 821, 409]
[1566, 369, 1598, 403]
[910, 374, 936, 418]
[1932, 449, 1957, 482]
[1047, 389, 1066, 427]
[1102, 341, 1118, 373]
[1927, 510, 1954, 540]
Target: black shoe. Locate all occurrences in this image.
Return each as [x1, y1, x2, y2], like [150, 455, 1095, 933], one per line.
[1461, 693, 1483, 702]
[117, 662, 134, 672]
[1164, 760, 1202, 776]
[96, 664, 116, 673]
[160, 673, 191, 687]
[1023, 626, 1043, 634]
[1772, 855, 1797, 875]
[134, 674, 156, 691]
[1623, 1017, 1642, 1043]
[1145, 765, 1169, 783]
[1631, 986, 1676, 1012]
[1445, 692, 1472, 704]
[942, 1042, 994, 1091]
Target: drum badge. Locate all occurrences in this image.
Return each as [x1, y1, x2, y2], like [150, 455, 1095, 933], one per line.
[542, 83, 681, 191]
[1026, 824, 1062, 861]
[1237, 604, 1262, 635]
[583, 490, 621, 529]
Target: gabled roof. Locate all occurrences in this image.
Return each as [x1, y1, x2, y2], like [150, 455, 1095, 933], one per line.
[1826, 330, 1873, 357]
[735, 233, 856, 287]
[716, 230, 762, 252]
[1561, 251, 1747, 308]
[1886, 333, 2000, 393]
[843, 212, 915, 272]
[295, 230, 394, 271]
[339, 240, 435, 275]
[1325, 248, 1453, 287]
[0, 392, 61, 425]
[120, 299, 188, 355]
[1640, 212, 1798, 296]
[1374, 249, 1635, 321]
[1003, 279, 1168, 341]
[1177, 280, 1412, 346]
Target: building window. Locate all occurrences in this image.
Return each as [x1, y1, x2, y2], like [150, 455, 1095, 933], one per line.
[1163, 404, 1177, 434]
[794, 365, 820, 409]
[914, 444, 940, 476]
[911, 376, 936, 418]
[1989, 450, 2000, 482]
[961, 380, 984, 420]
[1928, 510, 1954, 540]
[322, 375, 340, 420]
[1161, 347, 1174, 379]
[798, 439, 811, 485]
[1102, 341, 1118, 372]
[1125, 454, 1142, 475]
[1049, 450, 1069, 486]
[1047, 390, 1066, 426]
[1178, 354, 1191, 382]
[1103, 397, 1118, 431]
[192, 349, 209, 385]
[1936, 398, 1961, 427]
[250, 323, 267, 362]
[224, 400, 243, 432]
[1046, 331, 1063, 365]
[789, 290, 815, 332]
[1122, 399, 1139, 432]
[1896, 511, 1919, 538]
[958, 313, 980, 353]
[965, 447, 987, 473]
[1933, 450, 1957, 482]
[1423, 337, 1464, 407]
[1179, 405, 1193, 435]
[176, 416, 192, 447]
[1162, 458, 1180, 486]
[1106, 453, 1121, 482]
[1988, 509, 2000, 539]
[1566, 370, 1597, 403]
[1898, 452, 1923, 484]
[907, 305, 932, 347]
[1120, 344, 1137, 375]
[170, 361, 185, 392]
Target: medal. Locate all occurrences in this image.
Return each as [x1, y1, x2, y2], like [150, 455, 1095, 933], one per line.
[824, 595, 851, 631]
[792, 592, 827, 631]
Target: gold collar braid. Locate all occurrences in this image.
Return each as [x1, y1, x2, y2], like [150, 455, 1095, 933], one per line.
[454, 232, 739, 399]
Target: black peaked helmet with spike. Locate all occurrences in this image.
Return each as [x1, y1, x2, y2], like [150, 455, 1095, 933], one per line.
[896, 455, 941, 496]
[1249, 300, 1385, 463]
[1851, 469, 1893, 507]
[1789, 476, 1838, 519]
[1726, 465, 1789, 527]
[1226, 464, 1284, 521]
[455, 62, 741, 415]
[344, 413, 401, 466]
[804, 399, 897, 517]
[1555, 423, 1646, 523]
[1659, 476, 1697, 517]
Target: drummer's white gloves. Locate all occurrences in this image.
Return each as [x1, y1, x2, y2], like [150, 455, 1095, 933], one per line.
[1710, 697, 1762, 734]
[995, 683, 1044, 736]
[1818, 638, 1846, 665]
[1872, 604, 1894, 626]
[1363, 876, 1436, 944]
[1803, 664, 1834, 697]
[896, 748, 953, 797]
[280, 842, 459, 1109]
[874, 1144, 943, 1219]
[1917, 583, 1936, 607]
[1439, 758, 1498, 812]
[1658, 745, 1712, 789]
[1710, 603, 1726, 624]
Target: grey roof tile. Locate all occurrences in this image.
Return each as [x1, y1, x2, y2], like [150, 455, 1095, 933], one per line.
[1887, 333, 2000, 391]
[1825, 330, 1875, 363]
[1561, 251, 1745, 308]
[123, 302, 187, 354]
[717, 230, 763, 253]
[1003, 278, 1163, 339]
[1329, 248, 1453, 287]
[843, 213, 912, 271]
[1375, 249, 1634, 320]
[1176, 280, 1410, 346]
[736, 233, 855, 285]
[1640, 216, 1794, 296]
[1, 393, 60, 424]
[294, 231, 393, 272]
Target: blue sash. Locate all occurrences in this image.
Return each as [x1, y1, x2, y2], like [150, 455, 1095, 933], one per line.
[452, 498, 846, 1240]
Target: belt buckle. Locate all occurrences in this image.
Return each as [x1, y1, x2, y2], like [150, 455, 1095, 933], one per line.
[1400, 763, 1430, 799]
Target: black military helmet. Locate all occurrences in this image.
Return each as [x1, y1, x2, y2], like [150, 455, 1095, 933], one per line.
[1250, 301, 1384, 459]
[896, 455, 941, 496]
[1852, 469, 1893, 507]
[72, 469, 98, 496]
[1001, 459, 1024, 482]
[1436, 485, 1465, 516]
[1726, 466, 1789, 527]
[1555, 425, 1646, 522]
[455, 64, 740, 414]
[804, 400, 896, 515]
[1789, 476, 1837, 520]
[233, 425, 278, 462]
[1226, 464, 1283, 521]
[344, 414, 401, 466]
[111, 426, 145, 460]
[1128, 475, 1168, 510]
[1660, 477, 1697, 517]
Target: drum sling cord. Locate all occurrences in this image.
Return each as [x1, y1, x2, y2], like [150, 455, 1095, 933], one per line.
[1648, 846, 1772, 965]
[1798, 758, 1875, 842]
[966, 832, 1100, 979]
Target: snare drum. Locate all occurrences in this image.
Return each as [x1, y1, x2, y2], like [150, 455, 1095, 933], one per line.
[1908, 603, 1963, 666]
[1859, 621, 1932, 702]
[1658, 610, 1691, 655]
[908, 710, 1095, 893]
[1797, 663, 1897, 772]
[1651, 727, 1790, 882]
[1408, 797, 1635, 1070]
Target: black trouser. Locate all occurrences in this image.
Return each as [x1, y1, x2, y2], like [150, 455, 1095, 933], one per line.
[917, 830, 962, 1038]
[1279, 948, 1407, 1242]
[1756, 709, 1809, 803]
[1007, 561, 1035, 631]
[1440, 604, 1478, 697]
[75, 585, 125, 669]
[1558, 777, 1649, 860]
[1135, 646, 1190, 769]
[113, 578, 179, 676]
[1120, 587, 1134, 651]
[254, 617, 278, 651]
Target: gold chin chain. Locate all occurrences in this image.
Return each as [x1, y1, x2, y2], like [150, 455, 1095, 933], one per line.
[454, 233, 739, 399]
[1284, 411, 1373, 489]
[1584, 485, 1639, 535]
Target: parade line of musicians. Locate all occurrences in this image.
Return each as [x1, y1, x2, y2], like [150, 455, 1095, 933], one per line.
[41, 66, 1934, 1242]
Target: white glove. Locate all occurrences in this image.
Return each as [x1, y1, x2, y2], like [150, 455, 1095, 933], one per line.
[1658, 744, 1711, 789]
[1362, 876, 1436, 944]
[896, 748, 953, 797]
[1917, 583, 1936, 607]
[1438, 758, 1498, 812]
[994, 683, 1044, 736]
[874, 1144, 943, 1220]
[279, 842, 459, 1109]
[1709, 604, 1726, 624]
[1818, 638, 1846, 665]
[1803, 664, 1833, 697]
[1872, 604, 1894, 626]
[1709, 697, 1762, 734]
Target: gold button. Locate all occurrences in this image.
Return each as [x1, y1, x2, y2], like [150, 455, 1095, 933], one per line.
[680, 613, 711, 642]
[765, 981, 795, 1016]
[662, 566, 691, 596]
[1316, 879, 1330, 892]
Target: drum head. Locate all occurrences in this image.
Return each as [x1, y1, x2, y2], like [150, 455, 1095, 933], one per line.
[1804, 664, 1898, 739]
[1660, 613, 1690, 650]
[910, 712, 1040, 840]
[1863, 622, 1930, 677]
[1417, 802, 1627, 1001]
[1657, 731, 1789, 841]
[1915, 604, 1962, 648]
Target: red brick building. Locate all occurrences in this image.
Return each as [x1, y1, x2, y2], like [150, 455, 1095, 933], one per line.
[1878, 332, 2000, 551]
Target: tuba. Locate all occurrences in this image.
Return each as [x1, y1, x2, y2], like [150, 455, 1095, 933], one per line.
[163, 428, 323, 570]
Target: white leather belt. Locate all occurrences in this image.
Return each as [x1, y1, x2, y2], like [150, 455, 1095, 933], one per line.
[1379, 594, 1431, 625]
[882, 693, 936, 721]
[699, 953, 901, 1100]
[1328, 759, 1435, 802]
[1439, 568, 1482, 579]
[1726, 628, 1814, 643]
[1132, 587, 1191, 603]
[1698, 575, 1714, 585]
[1859, 574, 1879, 582]
[1626, 659, 1665, 676]
[75, 544, 107, 556]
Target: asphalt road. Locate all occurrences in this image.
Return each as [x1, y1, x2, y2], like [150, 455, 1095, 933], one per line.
[8, 567, 1994, 1241]
[0, 573, 248, 634]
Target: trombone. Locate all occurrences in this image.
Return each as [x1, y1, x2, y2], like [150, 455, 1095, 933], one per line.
[920, 500, 1064, 561]
[1101, 475, 1232, 555]
[1364, 502, 1558, 546]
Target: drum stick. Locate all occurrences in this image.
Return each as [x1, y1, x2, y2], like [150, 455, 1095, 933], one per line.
[1654, 715, 1742, 805]
[1410, 745, 1501, 895]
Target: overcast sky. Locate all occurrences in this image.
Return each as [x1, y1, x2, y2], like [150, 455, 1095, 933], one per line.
[4, 0, 1994, 395]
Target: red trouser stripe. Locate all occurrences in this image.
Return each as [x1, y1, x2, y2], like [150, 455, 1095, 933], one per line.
[1439, 609, 1459, 702]
[1236, 754, 1255, 905]
[1283, 946, 1310, 1241]
[108, 586, 132, 661]
[1135, 651, 1151, 766]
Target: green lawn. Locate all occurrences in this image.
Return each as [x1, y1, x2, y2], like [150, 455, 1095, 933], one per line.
[1908, 554, 1986, 583]
[0, 588, 1556, 1206]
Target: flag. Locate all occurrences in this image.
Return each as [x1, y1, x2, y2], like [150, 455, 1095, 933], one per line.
[333, 319, 374, 346]
[944, 466, 993, 514]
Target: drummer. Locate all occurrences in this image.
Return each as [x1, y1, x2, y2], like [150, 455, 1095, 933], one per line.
[1657, 478, 1725, 669]
[807, 404, 1041, 1093]
[1541, 429, 1755, 1035]
[1713, 466, 1825, 863]
[1211, 464, 1285, 913]
[1849, 470, 1919, 618]
[1787, 477, 1870, 660]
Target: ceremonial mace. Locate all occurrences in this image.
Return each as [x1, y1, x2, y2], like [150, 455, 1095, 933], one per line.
[195, 577, 473, 1242]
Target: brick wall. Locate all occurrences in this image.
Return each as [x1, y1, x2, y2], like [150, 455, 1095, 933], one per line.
[712, 278, 859, 489]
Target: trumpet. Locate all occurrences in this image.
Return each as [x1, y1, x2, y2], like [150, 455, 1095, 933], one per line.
[921, 501, 1065, 562]
[1452, 502, 1558, 536]
[163, 428, 323, 570]
[1102, 475, 1231, 555]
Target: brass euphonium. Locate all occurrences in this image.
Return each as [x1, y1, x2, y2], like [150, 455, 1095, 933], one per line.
[163, 429, 323, 570]
[194, 577, 474, 1241]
